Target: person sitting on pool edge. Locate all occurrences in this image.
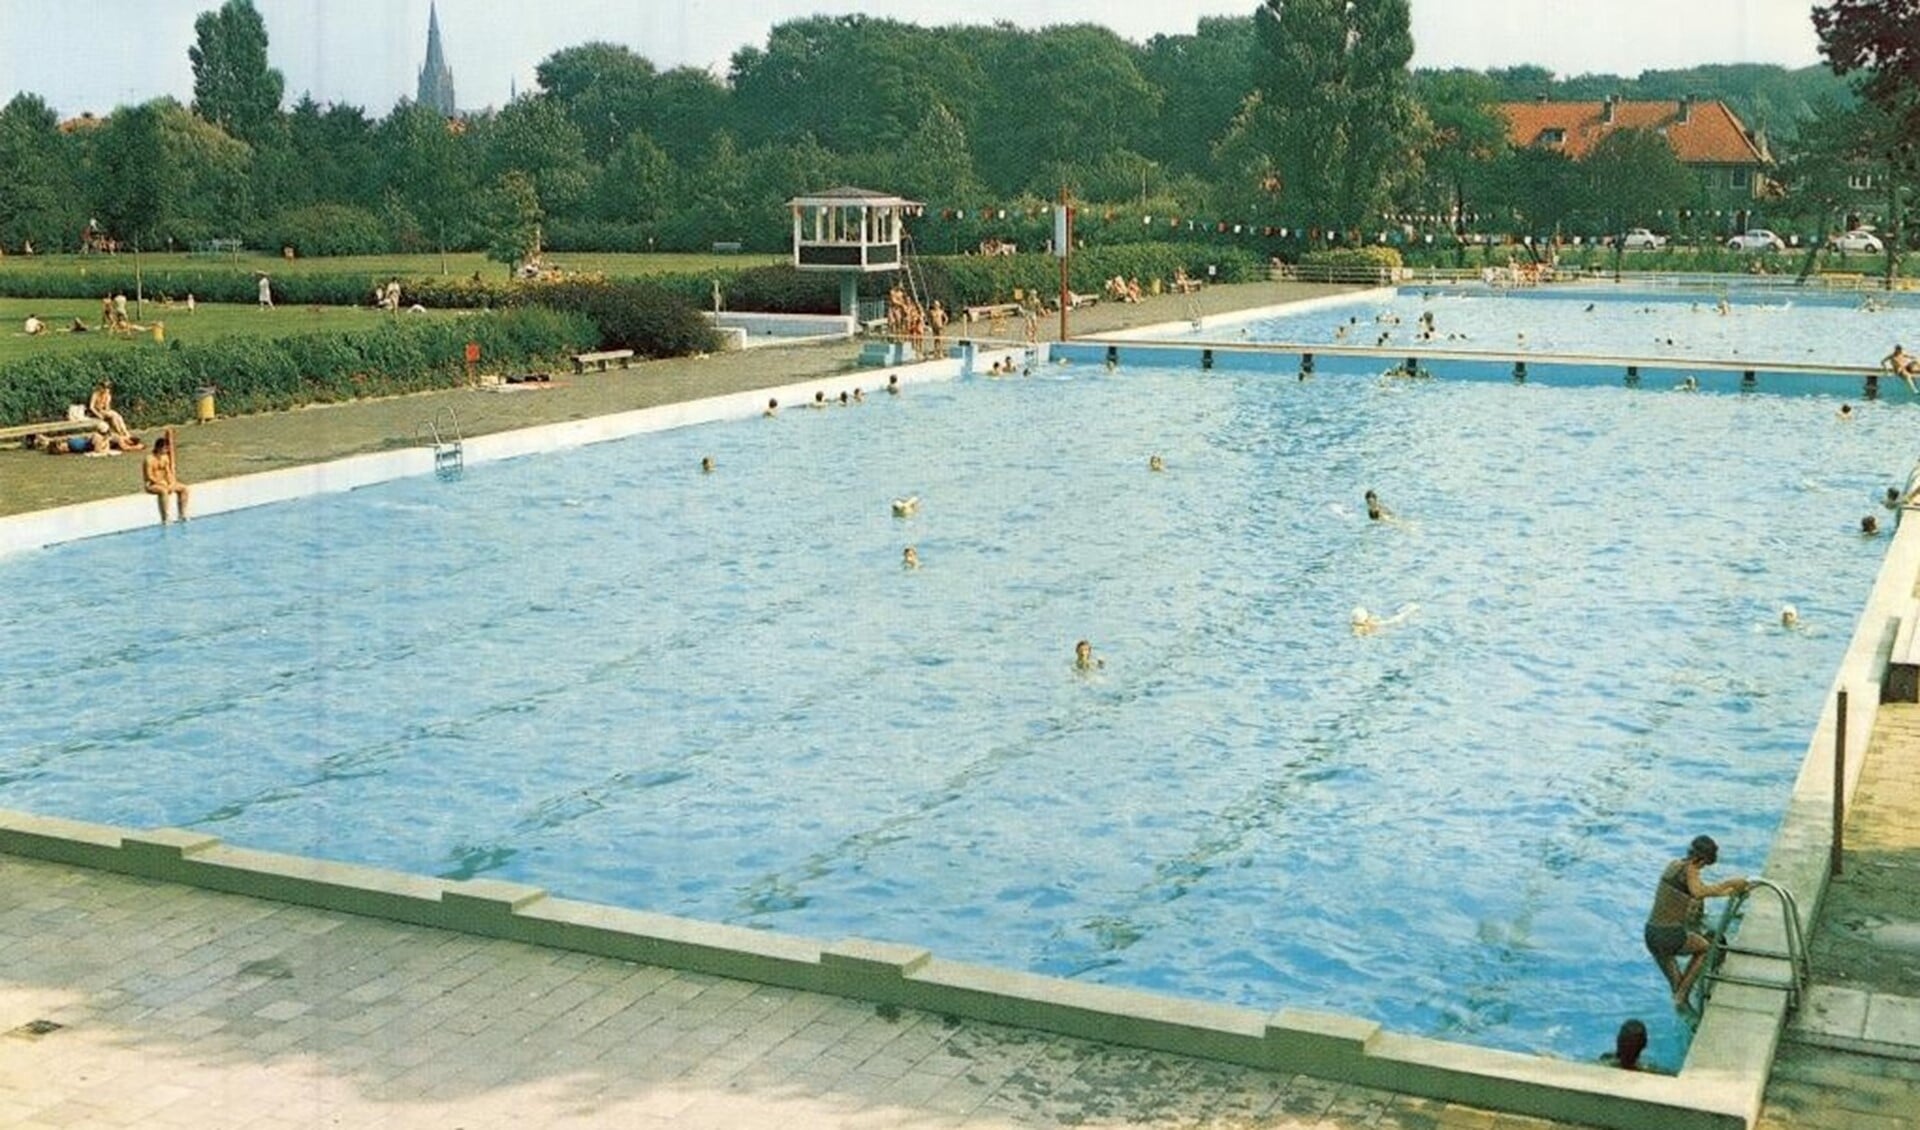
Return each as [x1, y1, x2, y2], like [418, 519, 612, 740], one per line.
[1883, 343, 1920, 393]
[1645, 834, 1750, 1009]
[143, 429, 190, 524]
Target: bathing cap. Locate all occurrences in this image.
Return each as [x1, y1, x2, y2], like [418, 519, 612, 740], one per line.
[1689, 835, 1719, 864]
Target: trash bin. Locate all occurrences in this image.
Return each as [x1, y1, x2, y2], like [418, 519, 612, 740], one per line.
[151, 322, 165, 344]
[195, 386, 216, 423]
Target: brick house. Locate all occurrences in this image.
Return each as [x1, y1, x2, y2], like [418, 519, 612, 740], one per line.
[1497, 95, 1773, 210]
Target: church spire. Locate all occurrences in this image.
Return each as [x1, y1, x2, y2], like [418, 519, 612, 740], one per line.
[417, 2, 457, 115]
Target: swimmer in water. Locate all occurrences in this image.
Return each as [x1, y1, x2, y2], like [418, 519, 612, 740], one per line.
[1074, 639, 1104, 672]
[764, 398, 779, 417]
[1781, 604, 1799, 628]
[891, 495, 920, 517]
[1838, 402, 1855, 420]
[1862, 515, 1881, 536]
[887, 374, 901, 395]
[1350, 603, 1418, 635]
[700, 456, 714, 473]
[1676, 376, 1698, 392]
[902, 546, 919, 569]
[1149, 455, 1165, 472]
[1364, 489, 1392, 522]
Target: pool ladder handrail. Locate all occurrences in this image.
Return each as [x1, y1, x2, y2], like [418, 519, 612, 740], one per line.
[417, 406, 464, 480]
[1694, 877, 1810, 1016]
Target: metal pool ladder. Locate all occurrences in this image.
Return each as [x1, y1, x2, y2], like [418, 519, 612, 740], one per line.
[418, 407, 464, 480]
[1694, 877, 1810, 1017]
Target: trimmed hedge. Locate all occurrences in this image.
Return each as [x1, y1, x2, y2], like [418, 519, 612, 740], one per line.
[516, 277, 720, 357]
[1299, 247, 1404, 271]
[0, 307, 596, 429]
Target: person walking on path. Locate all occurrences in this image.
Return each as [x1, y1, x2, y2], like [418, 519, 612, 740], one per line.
[257, 273, 274, 310]
[1645, 835, 1750, 1008]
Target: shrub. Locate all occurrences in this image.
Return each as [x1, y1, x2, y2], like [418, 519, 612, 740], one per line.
[723, 266, 844, 314]
[251, 204, 393, 258]
[0, 307, 596, 428]
[519, 277, 720, 357]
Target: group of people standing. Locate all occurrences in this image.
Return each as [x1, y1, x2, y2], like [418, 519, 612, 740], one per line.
[886, 283, 948, 359]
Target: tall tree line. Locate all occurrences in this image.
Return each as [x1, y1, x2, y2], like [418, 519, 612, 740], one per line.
[0, 0, 1867, 260]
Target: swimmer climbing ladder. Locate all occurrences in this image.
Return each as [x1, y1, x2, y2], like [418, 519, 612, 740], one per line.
[417, 406, 463, 480]
[1693, 878, 1810, 1016]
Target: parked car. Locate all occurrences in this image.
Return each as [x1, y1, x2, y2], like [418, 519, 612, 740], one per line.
[1621, 228, 1666, 250]
[1727, 229, 1786, 253]
[1827, 229, 1884, 254]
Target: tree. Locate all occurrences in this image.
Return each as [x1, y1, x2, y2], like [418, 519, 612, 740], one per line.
[1814, 0, 1920, 132]
[1488, 146, 1579, 240]
[1410, 71, 1508, 231]
[479, 96, 594, 221]
[535, 42, 658, 156]
[1140, 18, 1257, 179]
[1813, 0, 1918, 279]
[729, 17, 986, 156]
[485, 171, 543, 274]
[1578, 127, 1697, 236]
[969, 24, 1159, 195]
[1242, 0, 1418, 232]
[154, 99, 254, 244]
[90, 102, 177, 251]
[378, 100, 476, 268]
[0, 93, 79, 251]
[189, 0, 285, 144]
[594, 129, 676, 225]
[886, 103, 983, 203]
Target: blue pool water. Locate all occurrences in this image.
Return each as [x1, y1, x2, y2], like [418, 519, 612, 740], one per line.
[1180, 285, 1920, 370]
[0, 344, 1906, 1067]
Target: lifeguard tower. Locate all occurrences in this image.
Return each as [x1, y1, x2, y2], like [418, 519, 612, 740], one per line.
[787, 187, 922, 320]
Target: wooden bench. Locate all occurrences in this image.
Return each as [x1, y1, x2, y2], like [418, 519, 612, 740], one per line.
[1066, 291, 1100, 310]
[0, 416, 104, 449]
[964, 303, 1022, 324]
[571, 349, 635, 373]
[711, 241, 743, 254]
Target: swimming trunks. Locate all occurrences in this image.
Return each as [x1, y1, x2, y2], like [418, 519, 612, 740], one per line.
[1644, 922, 1688, 959]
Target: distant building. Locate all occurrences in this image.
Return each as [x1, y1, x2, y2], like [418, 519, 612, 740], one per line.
[416, 2, 456, 116]
[1497, 95, 1773, 208]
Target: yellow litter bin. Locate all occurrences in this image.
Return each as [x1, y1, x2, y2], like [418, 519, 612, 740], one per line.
[195, 386, 216, 423]
[151, 321, 165, 344]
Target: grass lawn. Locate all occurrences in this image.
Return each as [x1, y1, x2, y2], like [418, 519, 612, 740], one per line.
[0, 297, 466, 366]
[0, 249, 785, 285]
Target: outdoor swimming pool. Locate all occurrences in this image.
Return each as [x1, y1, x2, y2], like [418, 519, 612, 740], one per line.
[0, 328, 1906, 1067]
[1172, 284, 1920, 371]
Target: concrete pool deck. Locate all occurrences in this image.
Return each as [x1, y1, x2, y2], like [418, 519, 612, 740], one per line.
[4, 277, 1920, 1127]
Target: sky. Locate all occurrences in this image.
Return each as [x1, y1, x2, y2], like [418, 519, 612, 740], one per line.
[0, 0, 1827, 119]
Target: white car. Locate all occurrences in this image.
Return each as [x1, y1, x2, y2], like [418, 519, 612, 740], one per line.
[1827, 229, 1884, 253]
[1727, 229, 1786, 253]
[1621, 228, 1666, 250]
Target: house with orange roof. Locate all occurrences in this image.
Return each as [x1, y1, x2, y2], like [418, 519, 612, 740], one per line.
[1497, 95, 1773, 212]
